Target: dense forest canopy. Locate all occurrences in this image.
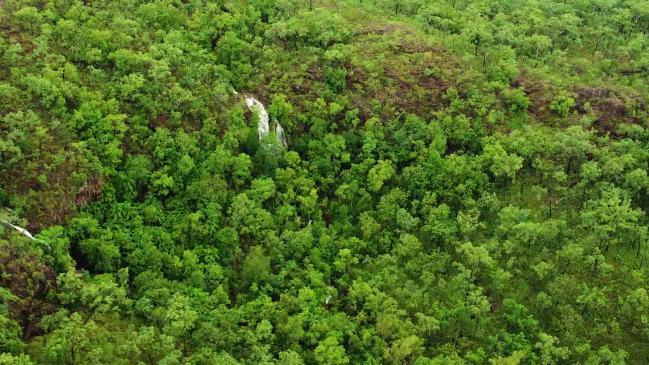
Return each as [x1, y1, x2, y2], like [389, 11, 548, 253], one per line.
[2, 0, 649, 363]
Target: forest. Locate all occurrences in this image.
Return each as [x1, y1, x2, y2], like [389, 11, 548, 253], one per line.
[2, 0, 649, 363]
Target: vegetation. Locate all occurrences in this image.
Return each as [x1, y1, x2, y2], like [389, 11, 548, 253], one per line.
[2, 0, 649, 363]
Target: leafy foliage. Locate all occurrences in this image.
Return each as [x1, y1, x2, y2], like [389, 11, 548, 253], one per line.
[2, 0, 649, 363]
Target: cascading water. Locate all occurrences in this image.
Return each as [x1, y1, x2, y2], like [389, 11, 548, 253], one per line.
[1, 220, 36, 240]
[241, 93, 287, 147]
[275, 122, 287, 147]
[245, 96, 271, 140]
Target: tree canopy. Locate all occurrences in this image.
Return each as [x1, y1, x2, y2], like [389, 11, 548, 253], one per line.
[2, 0, 649, 363]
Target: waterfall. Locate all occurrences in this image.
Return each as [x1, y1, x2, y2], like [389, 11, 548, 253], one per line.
[241, 93, 287, 147]
[245, 96, 270, 140]
[1, 219, 35, 239]
[1, 218, 51, 251]
[276, 123, 287, 147]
